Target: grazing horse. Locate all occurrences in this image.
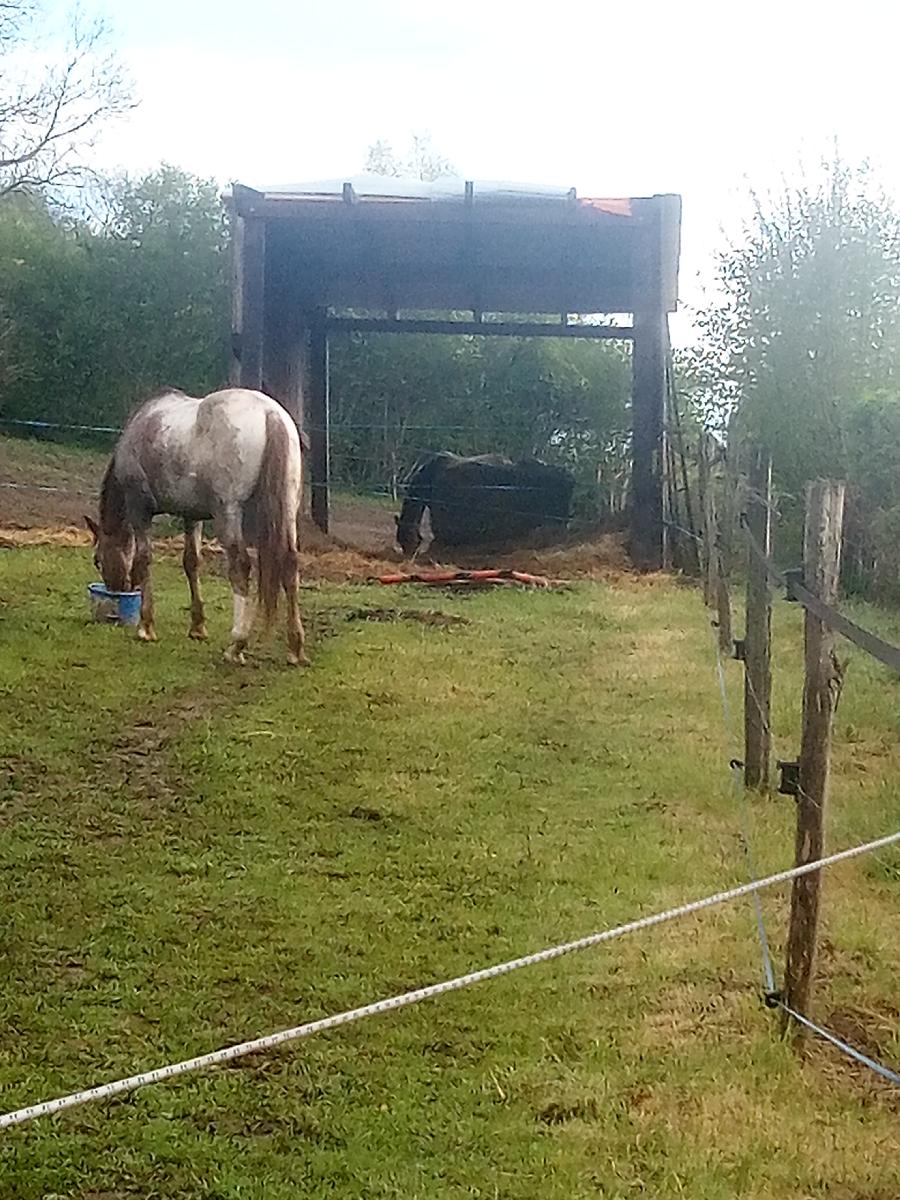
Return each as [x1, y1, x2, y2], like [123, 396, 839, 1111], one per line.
[395, 451, 574, 557]
[85, 387, 307, 665]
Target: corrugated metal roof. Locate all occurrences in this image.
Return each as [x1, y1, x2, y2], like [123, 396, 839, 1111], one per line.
[226, 175, 631, 215]
[248, 175, 574, 202]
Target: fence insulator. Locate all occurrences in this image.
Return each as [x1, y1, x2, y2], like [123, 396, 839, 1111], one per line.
[777, 760, 801, 797]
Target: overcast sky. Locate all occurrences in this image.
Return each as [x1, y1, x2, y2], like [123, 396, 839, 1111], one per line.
[55, 0, 900, 333]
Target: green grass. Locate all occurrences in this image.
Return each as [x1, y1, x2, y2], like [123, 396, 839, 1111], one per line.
[0, 433, 107, 485]
[1, 549, 899, 1197]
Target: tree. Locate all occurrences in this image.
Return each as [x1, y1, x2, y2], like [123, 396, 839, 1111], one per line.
[695, 159, 900, 475]
[0, 2, 132, 198]
[694, 156, 900, 591]
[88, 165, 231, 405]
[363, 140, 401, 178]
[364, 133, 455, 182]
[0, 166, 229, 426]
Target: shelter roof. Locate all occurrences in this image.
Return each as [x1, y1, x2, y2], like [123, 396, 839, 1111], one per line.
[227, 175, 680, 316]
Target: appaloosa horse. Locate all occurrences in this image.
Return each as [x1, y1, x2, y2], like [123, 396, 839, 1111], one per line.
[85, 387, 307, 665]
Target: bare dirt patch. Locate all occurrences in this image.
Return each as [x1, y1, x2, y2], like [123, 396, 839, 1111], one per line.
[344, 607, 469, 627]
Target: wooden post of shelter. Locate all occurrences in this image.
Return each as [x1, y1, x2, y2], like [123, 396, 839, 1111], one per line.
[262, 251, 306, 429]
[235, 211, 265, 392]
[743, 448, 773, 790]
[782, 479, 845, 1036]
[631, 201, 667, 572]
[229, 211, 244, 386]
[307, 310, 330, 533]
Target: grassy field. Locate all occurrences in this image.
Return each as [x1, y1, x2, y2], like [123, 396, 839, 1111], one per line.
[1, 545, 899, 1198]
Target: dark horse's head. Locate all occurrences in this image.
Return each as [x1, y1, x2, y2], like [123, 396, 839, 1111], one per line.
[395, 451, 450, 557]
[395, 508, 423, 557]
[84, 463, 136, 591]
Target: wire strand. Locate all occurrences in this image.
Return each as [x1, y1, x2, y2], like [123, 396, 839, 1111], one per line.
[778, 1003, 900, 1086]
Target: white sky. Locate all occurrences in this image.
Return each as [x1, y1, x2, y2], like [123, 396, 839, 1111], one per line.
[56, 0, 900, 340]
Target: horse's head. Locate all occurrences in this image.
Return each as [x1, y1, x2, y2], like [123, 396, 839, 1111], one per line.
[394, 512, 422, 558]
[84, 515, 135, 592]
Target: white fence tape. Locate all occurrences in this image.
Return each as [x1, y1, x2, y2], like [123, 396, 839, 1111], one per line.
[2, 830, 898, 1131]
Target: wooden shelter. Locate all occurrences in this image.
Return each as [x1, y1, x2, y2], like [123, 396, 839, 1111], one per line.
[226, 176, 681, 569]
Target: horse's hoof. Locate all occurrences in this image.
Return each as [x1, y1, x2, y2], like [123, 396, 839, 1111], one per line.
[137, 627, 158, 643]
[223, 647, 246, 665]
[189, 626, 208, 641]
[287, 651, 310, 667]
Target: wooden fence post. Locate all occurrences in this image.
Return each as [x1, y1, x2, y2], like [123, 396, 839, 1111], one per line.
[714, 539, 733, 656]
[697, 432, 732, 650]
[782, 479, 846, 1036]
[744, 448, 773, 790]
[666, 361, 701, 576]
[698, 433, 715, 605]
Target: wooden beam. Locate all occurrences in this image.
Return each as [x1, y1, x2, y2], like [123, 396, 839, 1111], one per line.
[782, 479, 846, 1036]
[307, 312, 330, 533]
[323, 317, 631, 339]
[229, 183, 265, 218]
[313, 279, 637, 319]
[630, 200, 666, 571]
[225, 193, 636, 230]
[238, 217, 265, 390]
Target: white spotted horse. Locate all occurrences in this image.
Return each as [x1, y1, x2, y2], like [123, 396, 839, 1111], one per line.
[85, 387, 307, 665]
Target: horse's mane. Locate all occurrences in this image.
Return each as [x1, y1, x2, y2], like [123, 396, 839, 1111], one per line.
[99, 387, 191, 532]
[98, 458, 128, 534]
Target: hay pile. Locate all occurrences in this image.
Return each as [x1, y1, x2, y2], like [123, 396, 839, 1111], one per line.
[0, 521, 633, 584]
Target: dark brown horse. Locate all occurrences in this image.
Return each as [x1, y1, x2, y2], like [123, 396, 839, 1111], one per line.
[395, 452, 575, 556]
[85, 387, 307, 665]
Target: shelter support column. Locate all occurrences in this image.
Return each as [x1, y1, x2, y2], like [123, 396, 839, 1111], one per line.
[630, 201, 667, 572]
[233, 215, 265, 391]
[306, 311, 330, 533]
[262, 247, 305, 426]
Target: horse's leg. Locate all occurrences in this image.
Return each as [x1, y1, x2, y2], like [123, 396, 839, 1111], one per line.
[132, 524, 157, 642]
[282, 544, 308, 667]
[224, 541, 254, 664]
[219, 507, 254, 664]
[183, 520, 207, 640]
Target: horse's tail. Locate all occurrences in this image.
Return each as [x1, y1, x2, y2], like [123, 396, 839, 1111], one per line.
[255, 411, 301, 628]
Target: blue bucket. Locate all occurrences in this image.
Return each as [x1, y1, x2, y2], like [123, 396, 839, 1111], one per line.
[88, 582, 142, 626]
